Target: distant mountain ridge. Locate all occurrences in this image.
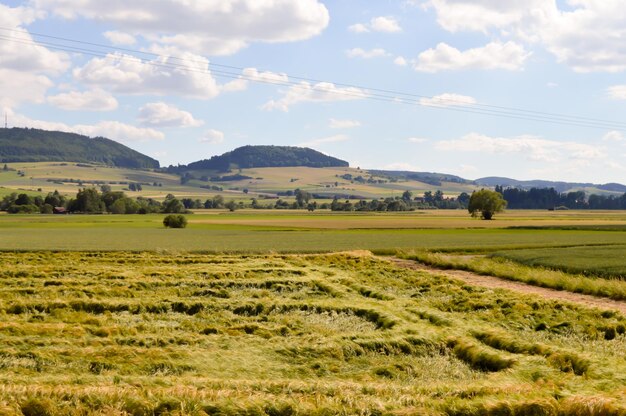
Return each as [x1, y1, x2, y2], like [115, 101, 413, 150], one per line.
[179, 145, 349, 171]
[0, 128, 160, 169]
[475, 176, 626, 193]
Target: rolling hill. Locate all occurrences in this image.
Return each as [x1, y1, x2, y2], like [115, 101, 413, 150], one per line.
[2, 135, 626, 202]
[176, 145, 349, 172]
[0, 128, 160, 169]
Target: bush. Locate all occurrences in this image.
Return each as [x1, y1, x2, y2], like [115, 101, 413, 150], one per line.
[163, 214, 187, 228]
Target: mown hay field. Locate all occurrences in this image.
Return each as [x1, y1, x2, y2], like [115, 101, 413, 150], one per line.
[0, 252, 624, 415]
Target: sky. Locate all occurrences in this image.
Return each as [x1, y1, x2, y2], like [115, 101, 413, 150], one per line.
[1, 0, 626, 183]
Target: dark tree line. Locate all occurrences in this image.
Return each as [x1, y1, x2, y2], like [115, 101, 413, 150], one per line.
[495, 186, 626, 210]
[329, 190, 471, 212]
[0, 189, 187, 214]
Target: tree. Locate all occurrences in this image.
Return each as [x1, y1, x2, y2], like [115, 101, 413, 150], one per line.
[468, 189, 507, 220]
[224, 200, 237, 212]
[45, 190, 66, 208]
[294, 188, 311, 208]
[163, 214, 187, 228]
[70, 188, 105, 213]
[162, 197, 185, 213]
[457, 192, 470, 208]
[110, 198, 127, 214]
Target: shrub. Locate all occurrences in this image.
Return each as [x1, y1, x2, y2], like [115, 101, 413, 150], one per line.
[163, 214, 187, 228]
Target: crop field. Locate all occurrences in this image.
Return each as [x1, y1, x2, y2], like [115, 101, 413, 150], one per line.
[2, 212, 626, 252]
[0, 251, 624, 415]
[491, 245, 626, 279]
[190, 209, 626, 229]
[1, 210, 625, 415]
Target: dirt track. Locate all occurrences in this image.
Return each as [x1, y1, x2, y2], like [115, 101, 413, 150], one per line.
[382, 256, 626, 314]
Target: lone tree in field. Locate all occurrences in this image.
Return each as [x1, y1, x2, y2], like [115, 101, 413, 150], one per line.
[468, 189, 506, 220]
[163, 214, 187, 228]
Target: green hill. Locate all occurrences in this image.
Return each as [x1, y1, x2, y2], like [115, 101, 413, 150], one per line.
[0, 128, 159, 169]
[179, 145, 349, 172]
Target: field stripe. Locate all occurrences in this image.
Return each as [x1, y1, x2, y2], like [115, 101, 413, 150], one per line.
[383, 256, 626, 314]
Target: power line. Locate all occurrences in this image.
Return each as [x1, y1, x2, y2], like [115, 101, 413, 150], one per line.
[0, 26, 624, 131]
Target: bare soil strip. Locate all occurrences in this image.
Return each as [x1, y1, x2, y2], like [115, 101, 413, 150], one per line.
[382, 256, 626, 314]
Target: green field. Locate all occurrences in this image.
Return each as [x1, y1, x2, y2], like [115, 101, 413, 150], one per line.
[2, 210, 626, 253]
[0, 251, 624, 415]
[492, 245, 626, 279]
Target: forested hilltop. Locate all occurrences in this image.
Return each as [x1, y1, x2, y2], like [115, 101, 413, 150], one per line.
[174, 145, 349, 172]
[0, 128, 160, 169]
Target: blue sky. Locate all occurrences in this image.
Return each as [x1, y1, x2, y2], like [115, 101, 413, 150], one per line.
[1, 0, 626, 183]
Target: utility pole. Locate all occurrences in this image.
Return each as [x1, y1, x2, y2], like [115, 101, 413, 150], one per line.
[4, 112, 6, 129]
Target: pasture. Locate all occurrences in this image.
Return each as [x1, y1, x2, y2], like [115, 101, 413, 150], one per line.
[0, 251, 624, 415]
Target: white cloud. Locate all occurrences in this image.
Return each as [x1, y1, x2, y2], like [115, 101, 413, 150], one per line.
[262, 82, 369, 112]
[233, 67, 289, 90]
[536, 1, 626, 73]
[0, 5, 68, 75]
[137, 102, 203, 128]
[350, 16, 402, 33]
[34, 0, 329, 56]
[371, 16, 402, 33]
[547, 82, 558, 88]
[0, 4, 69, 107]
[199, 129, 225, 144]
[75, 121, 165, 142]
[243, 67, 289, 84]
[407, 137, 428, 143]
[219, 67, 290, 92]
[348, 23, 369, 33]
[419, 93, 477, 108]
[6, 109, 163, 142]
[414, 41, 530, 72]
[423, 0, 542, 34]
[329, 118, 361, 129]
[607, 85, 626, 100]
[436, 133, 606, 163]
[603, 131, 625, 142]
[0, 69, 53, 108]
[299, 134, 350, 147]
[346, 48, 389, 59]
[47, 89, 118, 111]
[73, 52, 222, 99]
[394, 56, 408, 66]
[423, 0, 626, 73]
[103, 30, 137, 46]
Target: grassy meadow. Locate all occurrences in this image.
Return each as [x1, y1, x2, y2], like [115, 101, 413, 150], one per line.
[0, 252, 625, 415]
